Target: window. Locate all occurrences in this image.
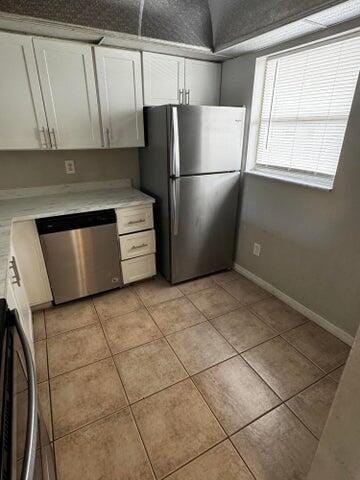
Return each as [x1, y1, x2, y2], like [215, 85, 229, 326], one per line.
[250, 33, 360, 188]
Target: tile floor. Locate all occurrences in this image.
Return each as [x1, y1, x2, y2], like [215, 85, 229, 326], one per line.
[33, 270, 350, 480]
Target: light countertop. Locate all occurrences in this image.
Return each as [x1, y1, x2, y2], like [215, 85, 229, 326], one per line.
[0, 181, 154, 298]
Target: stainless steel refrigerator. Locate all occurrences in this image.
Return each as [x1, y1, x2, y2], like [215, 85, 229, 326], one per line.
[139, 105, 246, 284]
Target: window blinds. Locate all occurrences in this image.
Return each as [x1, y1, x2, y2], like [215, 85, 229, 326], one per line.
[256, 34, 360, 177]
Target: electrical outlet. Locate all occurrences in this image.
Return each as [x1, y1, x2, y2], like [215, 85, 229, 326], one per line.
[65, 160, 76, 174]
[253, 243, 261, 256]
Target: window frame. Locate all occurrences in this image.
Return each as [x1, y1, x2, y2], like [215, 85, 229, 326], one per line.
[246, 28, 360, 191]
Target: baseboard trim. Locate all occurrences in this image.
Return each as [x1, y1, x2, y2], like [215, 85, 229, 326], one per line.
[233, 263, 354, 346]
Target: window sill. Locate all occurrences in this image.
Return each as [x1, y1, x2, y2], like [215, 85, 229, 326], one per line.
[245, 168, 334, 191]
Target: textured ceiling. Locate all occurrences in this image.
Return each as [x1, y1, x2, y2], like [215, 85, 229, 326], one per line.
[0, 0, 352, 51]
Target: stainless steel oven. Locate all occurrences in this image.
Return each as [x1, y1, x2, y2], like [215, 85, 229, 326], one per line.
[0, 299, 56, 480]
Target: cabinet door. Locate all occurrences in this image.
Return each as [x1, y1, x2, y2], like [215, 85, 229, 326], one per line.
[143, 52, 184, 105]
[33, 38, 102, 149]
[0, 32, 48, 150]
[185, 59, 221, 106]
[95, 47, 144, 148]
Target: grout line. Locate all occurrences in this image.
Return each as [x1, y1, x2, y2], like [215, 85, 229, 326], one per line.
[129, 406, 158, 479]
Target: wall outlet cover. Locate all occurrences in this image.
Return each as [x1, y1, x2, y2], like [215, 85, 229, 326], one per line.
[253, 242, 261, 256]
[65, 160, 76, 174]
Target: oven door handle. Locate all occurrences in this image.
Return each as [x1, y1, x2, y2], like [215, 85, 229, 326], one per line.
[14, 312, 38, 480]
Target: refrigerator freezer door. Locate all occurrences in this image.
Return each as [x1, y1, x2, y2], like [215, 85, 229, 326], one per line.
[175, 106, 245, 175]
[170, 172, 240, 283]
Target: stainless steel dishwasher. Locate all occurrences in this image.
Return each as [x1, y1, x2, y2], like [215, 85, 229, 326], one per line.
[37, 210, 122, 304]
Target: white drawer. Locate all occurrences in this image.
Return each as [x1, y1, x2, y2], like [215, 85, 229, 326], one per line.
[120, 229, 156, 260]
[121, 254, 156, 284]
[116, 205, 153, 234]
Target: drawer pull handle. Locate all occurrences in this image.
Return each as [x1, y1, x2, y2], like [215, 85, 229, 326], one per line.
[128, 219, 145, 225]
[131, 243, 148, 250]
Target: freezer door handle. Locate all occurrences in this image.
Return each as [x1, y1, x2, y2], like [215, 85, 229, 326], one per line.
[171, 178, 180, 236]
[170, 106, 180, 177]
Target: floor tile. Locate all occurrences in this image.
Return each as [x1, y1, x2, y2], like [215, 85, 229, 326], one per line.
[187, 286, 241, 320]
[167, 440, 254, 480]
[282, 322, 350, 372]
[102, 308, 162, 354]
[47, 323, 110, 377]
[38, 381, 53, 441]
[33, 310, 46, 341]
[232, 405, 318, 480]
[211, 308, 276, 353]
[193, 356, 280, 435]
[93, 287, 142, 321]
[250, 298, 308, 333]
[211, 270, 241, 285]
[222, 277, 270, 306]
[45, 299, 98, 337]
[132, 379, 225, 479]
[329, 364, 345, 383]
[167, 322, 236, 375]
[51, 357, 127, 438]
[114, 338, 187, 403]
[178, 276, 216, 295]
[55, 408, 153, 480]
[286, 377, 338, 439]
[135, 277, 183, 306]
[34, 340, 48, 383]
[148, 297, 206, 335]
[242, 337, 323, 400]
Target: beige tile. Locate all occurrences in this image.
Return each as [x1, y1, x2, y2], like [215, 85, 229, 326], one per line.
[232, 405, 318, 480]
[114, 338, 187, 403]
[93, 287, 142, 321]
[33, 310, 46, 341]
[35, 340, 48, 383]
[211, 270, 241, 285]
[148, 297, 206, 335]
[135, 277, 183, 306]
[178, 276, 216, 295]
[38, 381, 53, 440]
[167, 322, 236, 375]
[132, 379, 225, 479]
[282, 322, 350, 372]
[45, 299, 98, 337]
[187, 286, 241, 320]
[51, 357, 127, 438]
[102, 308, 162, 354]
[211, 308, 276, 353]
[222, 276, 270, 306]
[55, 408, 153, 480]
[193, 356, 281, 435]
[47, 323, 110, 377]
[167, 440, 254, 480]
[286, 377, 338, 439]
[242, 337, 323, 400]
[250, 298, 308, 333]
[329, 364, 345, 383]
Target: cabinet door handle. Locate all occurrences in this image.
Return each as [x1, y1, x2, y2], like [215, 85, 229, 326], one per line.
[128, 219, 145, 225]
[9, 256, 21, 287]
[106, 128, 111, 147]
[39, 127, 49, 149]
[131, 243, 148, 250]
[50, 128, 58, 149]
[179, 89, 184, 104]
[185, 89, 190, 105]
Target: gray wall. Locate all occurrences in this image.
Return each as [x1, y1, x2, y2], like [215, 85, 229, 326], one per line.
[221, 23, 360, 337]
[0, 149, 139, 189]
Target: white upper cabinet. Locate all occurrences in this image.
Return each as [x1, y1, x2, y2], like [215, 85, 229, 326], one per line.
[142, 52, 221, 106]
[185, 59, 221, 106]
[33, 38, 102, 149]
[95, 47, 144, 148]
[0, 32, 48, 150]
[143, 52, 185, 106]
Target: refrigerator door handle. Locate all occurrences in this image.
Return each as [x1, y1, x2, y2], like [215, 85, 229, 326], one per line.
[171, 178, 180, 236]
[170, 106, 180, 178]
